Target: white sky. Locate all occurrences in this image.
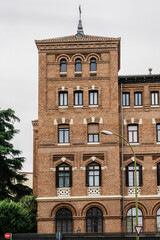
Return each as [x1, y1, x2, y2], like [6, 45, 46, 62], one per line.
[1, 0, 160, 171]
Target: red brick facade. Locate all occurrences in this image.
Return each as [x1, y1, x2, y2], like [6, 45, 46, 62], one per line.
[33, 34, 160, 233]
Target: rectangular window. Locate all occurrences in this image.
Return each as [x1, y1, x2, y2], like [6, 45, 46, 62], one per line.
[128, 125, 138, 143]
[59, 92, 68, 106]
[74, 91, 83, 106]
[134, 92, 142, 106]
[88, 124, 99, 143]
[58, 125, 69, 143]
[157, 124, 160, 142]
[151, 91, 159, 105]
[122, 92, 130, 106]
[89, 91, 98, 105]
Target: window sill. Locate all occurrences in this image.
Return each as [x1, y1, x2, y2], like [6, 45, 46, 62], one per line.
[89, 105, 98, 108]
[57, 187, 70, 197]
[151, 105, 160, 108]
[75, 72, 82, 77]
[60, 72, 67, 77]
[122, 106, 130, 108]
[127, 143, 139, 146]
[88, 186, 101, 196]
[157, 142, 160, 144]
[57, 143, 70, 146]
[90, 71, 97, 76]
[128, 186, 141, 196]
[74, 105, 83, 108]
[58, 106, 68, 108]
[134, 106, 143, 108]
[87, 142, 100, 145]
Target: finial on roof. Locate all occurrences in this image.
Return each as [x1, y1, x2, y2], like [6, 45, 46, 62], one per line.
[149, 68, 152, 74]
[76, 5, 84, 37]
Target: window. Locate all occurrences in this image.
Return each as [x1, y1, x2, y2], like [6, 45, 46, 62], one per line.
[151, 91, 159, 105]
[127, 207, 143, 232]
[58, 125, 69, 143]
[86, 207, 103, 233]
[89, 91, 98, 105]
[74, 91, 83, 106]
[60, 59, 67, 72]
[86, 162, 101, 187]
[134, 92, 142, 106]
[90, 58, 97, 72]
[75, 58, 82, 72]
[59, 92, 68, 106]
[157, 208, 160, 231]
[127, 125, 139, 143]
[122, 92, 130, 106]
[56, 163, 72, 188]
[88, 124, 99, 143]
[157, 163, 160, 186]
[56, 208, 73, 233]
[157, 124, 160, 142]
[126, 163, 142, 187]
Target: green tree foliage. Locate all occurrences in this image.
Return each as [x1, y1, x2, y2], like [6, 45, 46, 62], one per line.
[0, 108, 32, 201]
[19, 195, 37, 232]
[0, 200, 32, 233]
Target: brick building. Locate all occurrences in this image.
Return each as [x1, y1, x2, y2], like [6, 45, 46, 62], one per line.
[32, 16, 160, 234]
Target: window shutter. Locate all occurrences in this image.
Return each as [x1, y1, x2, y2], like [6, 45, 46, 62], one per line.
[99, 165, 101, 186]
[69, 165, 72, 187]
[157, 164, 160, 186]
[126, 166, 129, 187]
[139, 165, 143, 186]
[56, 166, 59, 188]
[86, 165, 89, 187]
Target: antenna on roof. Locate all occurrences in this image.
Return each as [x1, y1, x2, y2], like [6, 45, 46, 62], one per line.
[76, 5, 84, 37]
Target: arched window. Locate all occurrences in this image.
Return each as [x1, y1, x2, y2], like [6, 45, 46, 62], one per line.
[127, 207, 143, 232]
[157, 208, 160, 231]
[56, 163, 72, 188]
[90, 58, 97, 72]
[126, 162, 142, 187]
[86, 162, 101, 187]
[60, 59, 67, 72]
[75, 58, 82, 72]
[56, 208, 73, 233]
[86, 207, 103, 232]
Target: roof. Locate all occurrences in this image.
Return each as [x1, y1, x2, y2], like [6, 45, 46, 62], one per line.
[35, 34, 121, 43]
[118, 74, 160, 84]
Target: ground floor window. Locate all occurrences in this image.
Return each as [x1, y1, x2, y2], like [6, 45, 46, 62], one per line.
[56, 208, 73, 233]
[157, 208, 160, 231]
[127, 207, 143, 232]
[86, 207, 103, 232]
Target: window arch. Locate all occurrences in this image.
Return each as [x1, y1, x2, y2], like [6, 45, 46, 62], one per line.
[157, 208, 160, 231]
[56, 163, 72, 188]
[126, 162, 142, 187]
[90, 58, 97, 72]
[127, 207, 143, 232]
[60, 59, 67, 72]
[86, 207, 103, 232]
[56, 208, 73, 233]
[75, 58, 82, 72]
[86, 162, 101, 187]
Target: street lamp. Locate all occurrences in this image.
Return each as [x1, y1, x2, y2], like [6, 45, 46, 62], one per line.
[101, 130, 139, 240]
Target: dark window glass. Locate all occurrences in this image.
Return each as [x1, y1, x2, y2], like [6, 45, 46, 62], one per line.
[126, 163, 142, 187]
[75, 58, 82, 72]
[86, 207, 103, 233]
[127, 208, 143, 232]
[58, 125, 69, 143]
[134, 92, 142, 106]
[60, 59, 67, 72]
[157, 163, 160, 186]
[88, 124, 99, 143]
[122, 92, 130, 106]
[157, 208, 160, 231]
[59, 92, 68, 106]
[86, 162, 101, 187]
[157, 124, 160, 142]
[56, 208, 73, 233]
[127, 125, 138, 143]
[56, 163, 71, 188]
[90, 58, 97, 72]
[74, 91, 83, 106]
[89, 91, 98, 105]
[151, 91, 159, 105]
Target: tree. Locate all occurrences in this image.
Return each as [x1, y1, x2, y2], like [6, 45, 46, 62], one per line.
[0, 200, 32, 233]
[19, 195, 37, 232]
[0, 108, 32, 201]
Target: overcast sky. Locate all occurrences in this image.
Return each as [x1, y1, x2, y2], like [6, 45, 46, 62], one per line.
[1, 0, 160, 171]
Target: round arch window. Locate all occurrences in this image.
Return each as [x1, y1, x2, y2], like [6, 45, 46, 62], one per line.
[86, 207, 103, 232]
[56, 208, 73, 233]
